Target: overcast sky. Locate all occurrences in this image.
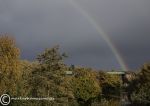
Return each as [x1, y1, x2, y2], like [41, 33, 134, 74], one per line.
[0, 0, 150, 70]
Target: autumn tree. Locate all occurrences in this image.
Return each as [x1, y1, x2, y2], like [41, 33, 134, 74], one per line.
[18, 60, 39, 97]
[0, 35, 21, 96]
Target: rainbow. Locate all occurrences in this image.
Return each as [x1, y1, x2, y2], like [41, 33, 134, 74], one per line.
[68, 0, 128, 71]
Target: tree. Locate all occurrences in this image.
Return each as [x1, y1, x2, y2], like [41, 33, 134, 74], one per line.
[20, 60, 39, 96]
[131, 83, 150, 104]
[129, 63, 150, 105]
[98, 71, 121, 98]
[29, 46, 70, 105]
[139, 63, 150, 82]
[11, 60, 39, 106]
[0, 35, 21, 96]
[71, 67, 101, 106]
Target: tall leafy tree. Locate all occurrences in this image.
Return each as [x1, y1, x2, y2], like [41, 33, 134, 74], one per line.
[0, 35, 21, 96]
[139, 63, 150, 82]
[98, 71, 121, 98]
[29, 46, 70, 105]
[129, 63, 150, 105]
[11, 60, 40, 106]
[71, 67, 101, 106]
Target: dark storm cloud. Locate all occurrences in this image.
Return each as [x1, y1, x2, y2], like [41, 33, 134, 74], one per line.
[0, 0, 150, 70]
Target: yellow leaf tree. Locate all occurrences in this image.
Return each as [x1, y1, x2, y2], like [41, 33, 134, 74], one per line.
[0, 35, 21, 96]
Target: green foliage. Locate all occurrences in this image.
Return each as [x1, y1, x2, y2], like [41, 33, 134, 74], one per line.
[93, 99, 120, 106]
[98, 72, 121, 98]
[129, 63, 150, 104]
[29, 46, 71, 105]
[139, 63, 150, 82]
[131, 83, 150, 103]
[1, 35, 150, 106]
[71, 67, 101, 106]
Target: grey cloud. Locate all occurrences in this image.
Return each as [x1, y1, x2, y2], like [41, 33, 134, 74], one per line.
[0, 0, 150, 70]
